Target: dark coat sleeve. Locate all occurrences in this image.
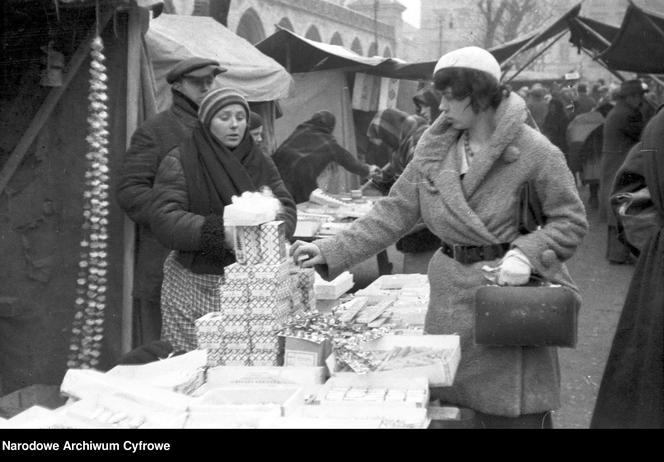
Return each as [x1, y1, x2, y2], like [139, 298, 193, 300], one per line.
[116, 124, 164, 226]
[148, 149, 208, 251]
[330, 141, 371, 177]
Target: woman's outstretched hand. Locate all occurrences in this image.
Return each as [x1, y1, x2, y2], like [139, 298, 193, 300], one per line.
[290, 240, 326, 268]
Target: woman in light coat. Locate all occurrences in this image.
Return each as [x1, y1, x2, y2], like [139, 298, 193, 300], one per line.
[292, 47, 588, 428]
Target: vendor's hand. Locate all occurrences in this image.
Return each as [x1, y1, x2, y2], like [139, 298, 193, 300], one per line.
[368, 164, 381, 177]
[290, 240, 326, 268]
[497, 249, 532, 286]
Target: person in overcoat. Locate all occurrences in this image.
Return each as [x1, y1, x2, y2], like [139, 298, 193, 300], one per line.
[291, 46, 588, 427]
[365, 108, 440, 274]
[115, 57, 225, 347]
[148, 88, 297, 352]
[272, 111, 379, 204]
[598, 79, 648, 263]
[591, 106, 664, 428]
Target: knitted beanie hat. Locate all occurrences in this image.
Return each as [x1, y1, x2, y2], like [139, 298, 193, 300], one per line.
[198, 87, 250, 127]
[249, 111, 264, 130]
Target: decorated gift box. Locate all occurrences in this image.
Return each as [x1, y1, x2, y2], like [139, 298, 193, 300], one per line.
[233, 226, 262, 265]
[259, 221, 288, 265]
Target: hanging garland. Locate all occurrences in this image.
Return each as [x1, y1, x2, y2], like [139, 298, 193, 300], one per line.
[67, 35, 110, 369]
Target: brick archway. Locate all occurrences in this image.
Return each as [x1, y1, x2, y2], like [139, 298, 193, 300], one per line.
[236, 7, 266, 44]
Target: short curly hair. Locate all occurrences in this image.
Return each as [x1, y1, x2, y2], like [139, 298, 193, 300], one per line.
[433, 67, 509, 113]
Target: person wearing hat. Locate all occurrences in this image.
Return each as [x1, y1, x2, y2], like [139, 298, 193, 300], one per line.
[116, 57, 225, 348]
[272, 111, 380, 204]
[412, 84, 442, 124]
[148, 88, 297, 352]
[598, 79, 649, 264]
[291, 46, 587, 428]
[526, 83, 549, 130]
[248, 111, 270, 156]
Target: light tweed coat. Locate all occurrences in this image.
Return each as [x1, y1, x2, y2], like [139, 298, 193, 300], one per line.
[316, 93, 588, 416]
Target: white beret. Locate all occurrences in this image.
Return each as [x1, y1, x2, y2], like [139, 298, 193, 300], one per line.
[433, 46, 501, 83]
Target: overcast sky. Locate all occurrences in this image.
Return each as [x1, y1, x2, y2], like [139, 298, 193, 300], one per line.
[400, 0, 421, 28]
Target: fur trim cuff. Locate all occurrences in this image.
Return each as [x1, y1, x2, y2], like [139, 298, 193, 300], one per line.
[200, 214, 228, 264]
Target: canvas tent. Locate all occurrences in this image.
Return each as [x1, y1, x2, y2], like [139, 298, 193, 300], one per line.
[598, 0, 664, 74]
[257, 28, 435, 193]
[145, 14, 293, 111]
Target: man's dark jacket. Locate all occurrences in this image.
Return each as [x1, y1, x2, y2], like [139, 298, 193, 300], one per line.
[116, 91, 198, 301]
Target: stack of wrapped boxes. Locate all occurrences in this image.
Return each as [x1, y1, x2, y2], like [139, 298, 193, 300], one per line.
[195, 220, 316, 367]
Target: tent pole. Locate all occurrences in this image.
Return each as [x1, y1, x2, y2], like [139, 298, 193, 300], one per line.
[504, 30, 567, 84]
[573, 17, 612, 47]
[122, 5, 142, 354]
[0, 12, 114, 197]
[580, 48, 626, 82]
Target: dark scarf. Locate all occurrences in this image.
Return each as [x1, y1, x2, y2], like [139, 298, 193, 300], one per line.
[181, 122, 257, 215]
[177, 122, 267, 274]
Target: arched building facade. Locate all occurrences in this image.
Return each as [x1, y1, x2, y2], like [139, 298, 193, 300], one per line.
[190, 0, 397, 57]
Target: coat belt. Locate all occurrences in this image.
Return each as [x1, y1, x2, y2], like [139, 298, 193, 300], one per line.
[440, 242, 511, 265]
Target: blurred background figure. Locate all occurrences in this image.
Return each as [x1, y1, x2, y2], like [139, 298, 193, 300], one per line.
[575, 83, 596, 114]
[599, 79, 649, 264]
[272, 110, 380, 203]
[567, 99, 615, 210]
[248, 111, 269, 156]
[363, 108, 440, 273]
[412, 84, 442, 124]
[517, 85, 530, 100]
[526, 82, 549, 130]
[543, 82, 578, 178]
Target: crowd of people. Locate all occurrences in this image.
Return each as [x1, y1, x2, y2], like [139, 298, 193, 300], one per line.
[114, 46, 662, 427]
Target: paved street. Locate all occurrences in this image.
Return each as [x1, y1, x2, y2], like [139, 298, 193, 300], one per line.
[553, 190, 635, 428]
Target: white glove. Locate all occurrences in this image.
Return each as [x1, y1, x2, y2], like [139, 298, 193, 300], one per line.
[497, 249, 532, 286]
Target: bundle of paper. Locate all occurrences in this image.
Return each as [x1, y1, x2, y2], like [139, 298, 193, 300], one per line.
[330, 335, 461, 387]
[313, 271, 354, 300]
[105, 350, 206, 395]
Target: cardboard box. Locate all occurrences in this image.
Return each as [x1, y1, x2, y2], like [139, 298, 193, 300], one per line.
[233, 226, 262, 264]
[223, 263, 252, 285]
[190, 386, 303, 418]
[313, 376, 429, 409]
[106, 350, 206, 395]
[253, 261, 290, 283]
[248, 298, 291, 318]
[314, 271, 354, 300]
[203, 366, 326, 390]
[249, 281, 290, 300]
[259, 221, 288, 265]
[283, 336, 332, 367]
[330, 335, 461, 387]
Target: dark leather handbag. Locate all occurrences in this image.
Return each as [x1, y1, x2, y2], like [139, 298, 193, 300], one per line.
[611, 187, 660, 254]
[474, 281, 579, 348]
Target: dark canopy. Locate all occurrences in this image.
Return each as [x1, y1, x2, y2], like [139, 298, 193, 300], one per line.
[568, 16, 620, 55]
[599, 0, 664, 73]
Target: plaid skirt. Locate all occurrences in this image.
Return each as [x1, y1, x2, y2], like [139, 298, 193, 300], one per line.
[161, 251, 224, 352]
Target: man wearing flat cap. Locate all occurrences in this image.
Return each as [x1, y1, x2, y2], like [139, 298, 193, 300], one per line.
[116, 56, 226, 348]
[599, 79, 650, 264]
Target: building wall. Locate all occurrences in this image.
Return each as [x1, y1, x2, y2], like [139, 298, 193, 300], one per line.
[187, 0, 398, 57]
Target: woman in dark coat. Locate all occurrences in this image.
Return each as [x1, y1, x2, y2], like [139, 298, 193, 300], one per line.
[591, 107, 664, 428]
[149, 88, 297, 351]
[272, 111, 379, 204]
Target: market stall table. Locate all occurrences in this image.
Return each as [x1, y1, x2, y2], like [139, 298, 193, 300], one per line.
[293, 192, 393, 276]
